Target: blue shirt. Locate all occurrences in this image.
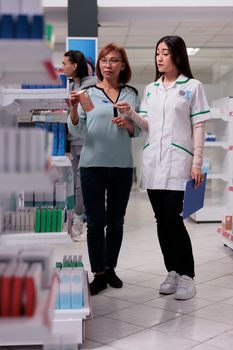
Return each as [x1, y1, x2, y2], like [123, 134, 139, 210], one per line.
[68, 85, 140, 168]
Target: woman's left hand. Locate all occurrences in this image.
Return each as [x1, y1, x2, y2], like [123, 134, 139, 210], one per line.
[191, 167, 204, 189]
[112, 116, 131, 129]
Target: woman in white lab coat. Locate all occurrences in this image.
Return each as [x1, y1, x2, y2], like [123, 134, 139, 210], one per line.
[116, 36, 210, 300]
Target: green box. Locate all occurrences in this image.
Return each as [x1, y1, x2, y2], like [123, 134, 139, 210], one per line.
[34, 209, 41, 233]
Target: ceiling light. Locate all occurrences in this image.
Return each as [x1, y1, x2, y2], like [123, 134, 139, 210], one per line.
[187, 48, 200, 56]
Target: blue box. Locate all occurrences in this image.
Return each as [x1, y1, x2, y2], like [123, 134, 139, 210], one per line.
[31, 15, 43, 39]
[1, 15, 15, 39]
[52, 123, 59, 156]
[16, 15, 30, 39]
[58, 123, 66, 156]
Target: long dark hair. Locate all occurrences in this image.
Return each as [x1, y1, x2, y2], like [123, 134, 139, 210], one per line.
[155, 36, 194, 81]
[64, 50, 88, 79]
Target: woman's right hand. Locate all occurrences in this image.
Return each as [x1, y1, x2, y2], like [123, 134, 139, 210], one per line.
[69, 91, 79, 109]
[115, 101, 131, 115]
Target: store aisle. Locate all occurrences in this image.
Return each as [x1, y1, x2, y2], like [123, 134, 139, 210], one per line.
[54, 190, 233, 350]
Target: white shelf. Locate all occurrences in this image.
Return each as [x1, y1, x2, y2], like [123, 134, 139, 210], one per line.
[51, 156, 72, 167]
[204, 141, 227, 148]
[0, 274, 58, 346]
[190, 205, 228, 222]
[217, 226, 233, 250]
[0, 232, 72, 246]
[0, 172, 52, 192]
[207, 173, 228, 181]
[210, 115, 228, 121]
[53, 271, 91, 345]
[204, 142, 233, 150]
[0, 40, 59, 86]
[0, 88, 69, 113]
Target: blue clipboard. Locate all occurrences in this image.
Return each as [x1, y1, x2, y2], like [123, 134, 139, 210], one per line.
[182, 173, 207, 219]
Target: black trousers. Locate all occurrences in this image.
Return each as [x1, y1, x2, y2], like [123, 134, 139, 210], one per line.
[147, 189, 195, 278]
[80, 167, 133, 273]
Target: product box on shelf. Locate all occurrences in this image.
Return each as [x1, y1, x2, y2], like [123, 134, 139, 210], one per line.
[222, 215, 233, 231]
[55, 255, 84, 310]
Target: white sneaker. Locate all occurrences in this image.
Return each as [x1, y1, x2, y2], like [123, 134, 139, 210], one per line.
[72, 214, 86, 242]
[175, 275, 197, 300]
[159, 271, 179, 294]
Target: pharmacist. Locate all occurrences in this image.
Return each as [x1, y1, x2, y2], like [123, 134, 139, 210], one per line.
[116, 35, 210, 301]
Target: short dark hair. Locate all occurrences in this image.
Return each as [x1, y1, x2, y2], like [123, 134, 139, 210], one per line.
[64, 50, 88, 79]
[96, 43, 132, 84]
[155, 36, 194, 81]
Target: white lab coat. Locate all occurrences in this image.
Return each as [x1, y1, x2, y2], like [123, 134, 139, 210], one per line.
[139, 74, 210, 191]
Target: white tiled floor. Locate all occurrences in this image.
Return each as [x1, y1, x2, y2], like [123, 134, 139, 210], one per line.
[55, 190, 233, 350]
[7, 191, 233, 350]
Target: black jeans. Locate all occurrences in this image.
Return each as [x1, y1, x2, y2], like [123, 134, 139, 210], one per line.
[147, 189, 195, 278]
[80, 167, 133, 273]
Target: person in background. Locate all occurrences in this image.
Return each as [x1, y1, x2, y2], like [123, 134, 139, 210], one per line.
[68, 43, 140, 295]
[63, 50, 97, 241]
[116, 36, 210, 300]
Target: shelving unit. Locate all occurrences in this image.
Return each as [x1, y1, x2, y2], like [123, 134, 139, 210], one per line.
[191, 98, 233, 222]
[211, 97, 233, 249]
[53, 272, 91, 345]
[0, 231, 72, 246]
[0, 40, 59, 86]
[0, 88, 68, 114]
[217, 226, 233, 250]
[0, 274, 58, 346]
[0, 6, 90, 349]
[52, 156, 72, 168]
[0, 171, 52, 192]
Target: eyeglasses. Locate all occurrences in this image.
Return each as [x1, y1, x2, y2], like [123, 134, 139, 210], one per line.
[100, 58, 122, 66]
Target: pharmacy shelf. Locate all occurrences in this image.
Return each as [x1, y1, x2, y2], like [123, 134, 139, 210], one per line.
[0, 274, 58, 346]
[190, 205, 228, 222]
[217, 226, 233, 250]
[207, 173, 228, 181]
[210, 115, 228, 121]
[0, 232, 72, 246]
[204, 142, 233, 150]
[0, 88, 68, 113]
[190, 193, 228, 222]
[53, 271, 91, 345]
[0, 40, 59, 86]
[51, 156, 72, 167]
[204, 141, 227, 148]
[0, 172, 52, 192]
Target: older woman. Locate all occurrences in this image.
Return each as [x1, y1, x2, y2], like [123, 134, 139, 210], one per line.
[68, 43, 140, 295]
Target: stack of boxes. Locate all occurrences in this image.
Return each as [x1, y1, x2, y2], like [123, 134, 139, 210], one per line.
[0, 246, 53, 317]
[34, 122, 67, 156]
[0, 128, 50, 174]
[55, 255, 84, 310]
[4, 181, 66, 233]
[0, 0, 43, 39]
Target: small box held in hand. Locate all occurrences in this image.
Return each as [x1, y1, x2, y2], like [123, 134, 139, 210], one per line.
[76, 89, 94, 112]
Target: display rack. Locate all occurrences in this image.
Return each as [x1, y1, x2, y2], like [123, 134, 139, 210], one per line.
[191, 98, 233, 222]
[0, 6, 91, 349]
[0, 274, 58, 346]
[53, 271, 91, 345]
[212, 97, 233, 249]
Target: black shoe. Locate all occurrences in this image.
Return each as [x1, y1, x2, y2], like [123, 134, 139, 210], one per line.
[106, 268, 123, 288]
[90, 273, 107, 295]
